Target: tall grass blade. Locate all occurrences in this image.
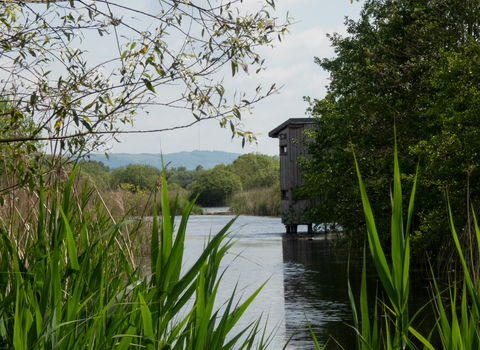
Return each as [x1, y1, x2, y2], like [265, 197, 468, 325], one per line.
[360, 249, 371, 349]
[161, 171, 172, 270]
[353, 151, 395, 302]
[59, 206, 79, 270]
[352, 133, 419, 350]
[306, 316, 329, 350]
[347, 258, 362, 350]
[138, 293, 155, 350]
[448, 201, 480, 314]
[405, 165, 418, 237]
[151, 195, 159, 276]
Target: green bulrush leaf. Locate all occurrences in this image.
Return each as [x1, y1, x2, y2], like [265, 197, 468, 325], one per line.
[155, 171, 176, 295]
[89, 254, 103, 292]
[0, 236, 10, 297]
[159, 217, 237, 341]
[391, 134, 405, 298]
[115, 325, 136, 350]
[80, 221, 88, 252]
[168, 196, 197, 284]
[90, 219, 138, 250]
[11, 238, 34, 348]
[448, 200, 480, 314]
[13, 282, 25, 350]
[151, 195, 159, 276]
[162, 220, 237, 311]
[360, 249, 371, 349]
[353, 150, 395, 300]
[372, 285, 379, 350]
[305, 316, 329, 350]
[408, 327, 435, 350]
[59, 206, 79, 270]
[430, 266, 452, 347]
[62, 163, 80, 216]
[405, 165, 419, 238]
[37, 176, 46, 263]
[225, 280, 268, 332]
[27, 287, 42, 346]
[161, 170, 172, 272]
[353, 130, 420, 350]
[192, 262, 221, 349]
[347, 257, 361, 350]
[138, 293, 155, 350]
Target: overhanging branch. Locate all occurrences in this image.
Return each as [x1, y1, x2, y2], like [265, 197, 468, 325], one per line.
[0, 119, 202, 143]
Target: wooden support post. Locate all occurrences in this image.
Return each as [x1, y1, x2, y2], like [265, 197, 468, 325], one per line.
[307, 224, 313, 233]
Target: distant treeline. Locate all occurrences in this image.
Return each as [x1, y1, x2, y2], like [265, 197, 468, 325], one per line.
[79, 153, 280, 214]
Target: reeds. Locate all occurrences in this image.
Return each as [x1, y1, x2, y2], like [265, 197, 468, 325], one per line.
[0, 165, 268, 349]
[229, 187, 280, 217]
[347, 132, 480, 349]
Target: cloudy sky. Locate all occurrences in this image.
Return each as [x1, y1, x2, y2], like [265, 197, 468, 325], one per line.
[90, 0, 365, 156]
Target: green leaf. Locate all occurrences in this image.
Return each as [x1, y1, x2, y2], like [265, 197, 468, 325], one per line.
[353, 150, 394, 299]
[143, 78, 156, 93]
[59, 206, 79, 270]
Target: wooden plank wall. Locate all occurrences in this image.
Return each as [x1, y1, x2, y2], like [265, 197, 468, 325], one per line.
[279, 122, 315, 224]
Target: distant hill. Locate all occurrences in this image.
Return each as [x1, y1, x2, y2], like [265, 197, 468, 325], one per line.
[88, 150, 242, 170]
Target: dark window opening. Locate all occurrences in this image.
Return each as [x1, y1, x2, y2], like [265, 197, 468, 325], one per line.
[281, 190, 288, 200]
[280, 145, 287, 155]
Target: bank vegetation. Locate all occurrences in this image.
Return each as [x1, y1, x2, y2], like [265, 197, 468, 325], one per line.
[79, 153, 281, 217]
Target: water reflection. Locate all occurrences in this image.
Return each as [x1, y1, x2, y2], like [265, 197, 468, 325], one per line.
[176, 215, 362, 349]
[143, 214, 433, 349]
[281, 237, 358, 349]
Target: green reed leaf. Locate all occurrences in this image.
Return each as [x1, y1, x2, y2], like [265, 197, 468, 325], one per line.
[353, 150, 395, 301]
[59, 206, 79, 270]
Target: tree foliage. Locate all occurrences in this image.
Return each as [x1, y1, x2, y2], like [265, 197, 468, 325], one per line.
[0, 98, 43, 193]
[189, 165, 242, 206]
[300, 0, 480, 259]
[187, 153, 278, 206]
[165, 166, 205, 188]
[227, 153, 279, 190]
[79, 160, 111, 189]
[0, 0, 289, 194]
[111, 164, 161, 192]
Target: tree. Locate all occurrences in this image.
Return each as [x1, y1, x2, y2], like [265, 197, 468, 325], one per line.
[165, 166, 204, 188]
[189, 166, 242, 206]
[300, 0, 480, 258]
[228, 153, 279, 190]
[0, 98, 43, 193]
[111, 164, 161, 192]
[0, 0, 289, 194]
[79, 160, 111, 189]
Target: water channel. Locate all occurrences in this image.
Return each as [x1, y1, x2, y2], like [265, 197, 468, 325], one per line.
[144, 213, 435, 349]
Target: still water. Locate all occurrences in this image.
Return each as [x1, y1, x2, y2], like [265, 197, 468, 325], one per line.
[151, 214, 433, 349]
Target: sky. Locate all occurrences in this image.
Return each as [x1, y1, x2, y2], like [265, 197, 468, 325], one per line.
[38, 0, 365, 157]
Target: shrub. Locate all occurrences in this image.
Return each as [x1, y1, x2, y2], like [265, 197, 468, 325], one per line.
[189, 166, 242, 206]
[110, 164, 161, 192]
